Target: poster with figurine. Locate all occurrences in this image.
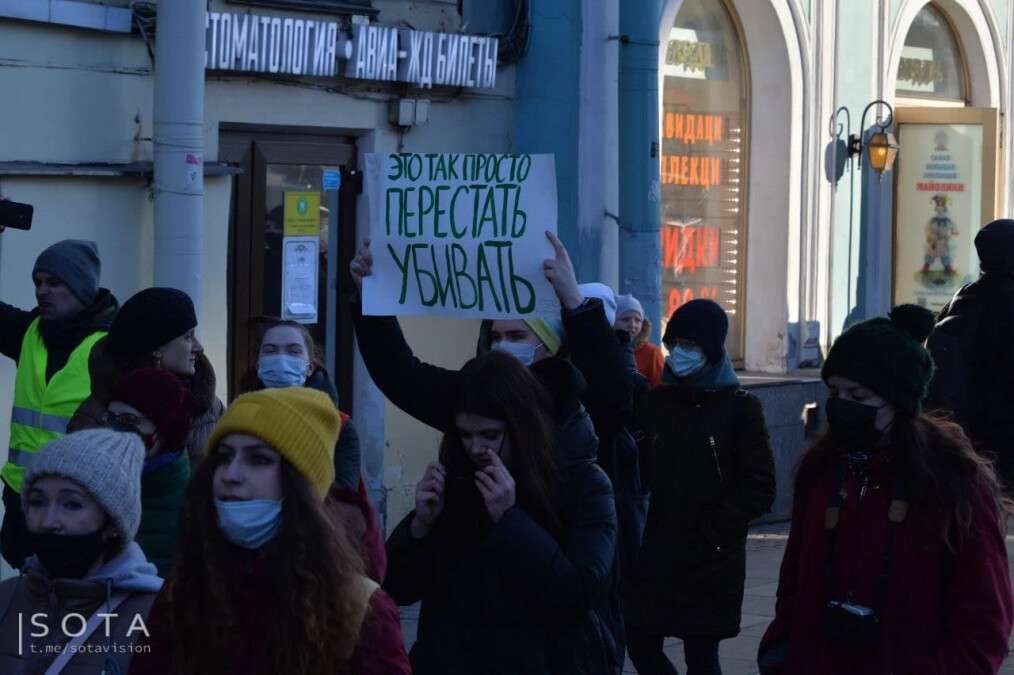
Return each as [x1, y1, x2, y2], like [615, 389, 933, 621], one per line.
[893, 124, 983, 313]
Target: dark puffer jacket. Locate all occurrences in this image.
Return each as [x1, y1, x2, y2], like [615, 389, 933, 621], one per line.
[385, 392, 618, 675]
[626, 385, 775, 639]
[932, 273, 1014, 482]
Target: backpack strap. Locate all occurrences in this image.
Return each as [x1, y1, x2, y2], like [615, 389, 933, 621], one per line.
[43, 591, 130, 675]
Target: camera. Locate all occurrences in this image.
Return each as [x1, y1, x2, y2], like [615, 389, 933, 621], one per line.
[822, 600, 881, 647]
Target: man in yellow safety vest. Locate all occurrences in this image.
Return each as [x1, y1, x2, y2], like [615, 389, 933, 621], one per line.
[0, 239, 118, 568]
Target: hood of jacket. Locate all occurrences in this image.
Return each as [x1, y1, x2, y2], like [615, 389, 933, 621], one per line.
[23, 541, 163, 603]
[305, 367, 340, 406]
[37, 288, 118, 353]
[976, 219, 1014, 274]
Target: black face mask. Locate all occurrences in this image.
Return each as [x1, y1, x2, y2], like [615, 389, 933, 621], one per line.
[27, 531, 108, 579]
[826, 397, 884, 451]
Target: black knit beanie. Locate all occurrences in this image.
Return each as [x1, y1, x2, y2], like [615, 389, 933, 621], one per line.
[975, 219, 1014, 273]
[821, 305, 936, 415]
[662, 299, 729, 364]
[108, 288, 197, 358]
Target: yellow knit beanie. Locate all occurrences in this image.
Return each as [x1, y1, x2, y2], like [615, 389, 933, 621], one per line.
[206, 387, 340, 500]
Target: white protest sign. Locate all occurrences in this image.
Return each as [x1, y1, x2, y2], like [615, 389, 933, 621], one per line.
[363, 153, 560, 319]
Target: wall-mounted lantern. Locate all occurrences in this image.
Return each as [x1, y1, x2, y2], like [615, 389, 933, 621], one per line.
[846, 100, 899, 175]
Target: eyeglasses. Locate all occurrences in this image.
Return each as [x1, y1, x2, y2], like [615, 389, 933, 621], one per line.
[103, 411, 150, 428]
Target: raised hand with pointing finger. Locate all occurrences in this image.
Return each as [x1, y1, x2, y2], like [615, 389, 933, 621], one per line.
[543, 231, 585, 310]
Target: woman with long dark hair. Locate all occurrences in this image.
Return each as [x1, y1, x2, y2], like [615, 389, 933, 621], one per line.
[759, 306, 1013, 674]
[385, 351, 618, 674]
[129, 387, 410, 675]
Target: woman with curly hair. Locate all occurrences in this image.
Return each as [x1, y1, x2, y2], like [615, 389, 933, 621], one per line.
[128, 387, 410, 675]
[758, 306, 1013, 674]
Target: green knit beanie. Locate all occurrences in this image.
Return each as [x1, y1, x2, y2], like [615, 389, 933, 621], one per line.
[821, 305, 936, 415]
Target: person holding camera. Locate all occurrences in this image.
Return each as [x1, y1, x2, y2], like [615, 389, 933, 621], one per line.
[0, 238, 119, 569]
[758, 305, 1013, 674]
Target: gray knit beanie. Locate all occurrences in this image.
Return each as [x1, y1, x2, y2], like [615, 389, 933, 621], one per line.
[33, 239, 101, 306]
[22, 430, 145, 542]
[616, 294, 645, 321]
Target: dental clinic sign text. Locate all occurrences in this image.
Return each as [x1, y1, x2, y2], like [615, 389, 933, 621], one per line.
[205, 11, 499, 90]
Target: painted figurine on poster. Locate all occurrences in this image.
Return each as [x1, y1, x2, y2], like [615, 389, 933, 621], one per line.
[919, 193, 960, 286]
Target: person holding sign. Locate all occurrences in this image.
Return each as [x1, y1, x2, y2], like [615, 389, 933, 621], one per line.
[385, 351, 617, 674]
[352, 231, 632, 671]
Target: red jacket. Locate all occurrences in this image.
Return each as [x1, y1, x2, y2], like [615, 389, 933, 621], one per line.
[635, 342, 665, 388]
[761, 456, 1013, 674]
[328, 479, 388, 583]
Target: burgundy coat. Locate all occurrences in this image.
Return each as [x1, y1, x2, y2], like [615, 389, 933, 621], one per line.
[127, 556, 410, 675]
[761, 455, 1013, 674]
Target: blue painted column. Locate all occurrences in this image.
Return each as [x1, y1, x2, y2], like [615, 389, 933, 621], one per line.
[513, 1, 583, 268]
[618, 0, 664, 339]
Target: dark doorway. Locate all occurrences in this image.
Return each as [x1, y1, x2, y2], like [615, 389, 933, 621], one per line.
[221, 125, 358, 409]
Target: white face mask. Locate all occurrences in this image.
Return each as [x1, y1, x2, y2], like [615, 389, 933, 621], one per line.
[666, 345, 707, 377]
[257, 354, 309, 388]
[491, 340, 538, 366]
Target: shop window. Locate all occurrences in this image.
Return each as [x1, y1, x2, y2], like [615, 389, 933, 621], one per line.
[896, 4, 966, 102]
[660, 0, 748, 362]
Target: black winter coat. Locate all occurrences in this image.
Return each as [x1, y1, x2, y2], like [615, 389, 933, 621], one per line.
[935, 274, 1014, 481]
[626, 385, 775, 639]
[385, 402, 618, 675]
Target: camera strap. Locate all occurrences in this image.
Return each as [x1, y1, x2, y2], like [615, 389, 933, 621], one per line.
[824, 462, 910, 615]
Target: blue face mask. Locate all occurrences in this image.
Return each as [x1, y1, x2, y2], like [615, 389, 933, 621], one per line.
[667, 345, 707, 378]
[215, 499, 283, 549]
[257, 354, 309, 389]
[491, 340, 538, 366]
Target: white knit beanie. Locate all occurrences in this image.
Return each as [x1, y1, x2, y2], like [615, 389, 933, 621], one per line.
[22, 430, 145, 542]
[578, 283, 618, 326]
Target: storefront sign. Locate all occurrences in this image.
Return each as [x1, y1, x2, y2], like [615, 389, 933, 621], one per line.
[345, 24, 498, 89]
[362, 152, 559, 319]
[205, 11, 499, 89]
[894, 124, 982, 312]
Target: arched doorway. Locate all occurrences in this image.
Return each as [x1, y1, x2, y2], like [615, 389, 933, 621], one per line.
[890, 2, 1001, 313]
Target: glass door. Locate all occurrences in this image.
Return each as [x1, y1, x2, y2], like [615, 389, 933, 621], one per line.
[222, 131, 357, 404]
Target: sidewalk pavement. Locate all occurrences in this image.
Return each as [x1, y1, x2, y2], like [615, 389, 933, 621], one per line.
[399, 520, 1014, 675]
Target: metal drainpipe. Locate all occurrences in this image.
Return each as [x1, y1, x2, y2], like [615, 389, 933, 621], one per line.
[618, 0, 664, 341]
[153, 1, 206, 315]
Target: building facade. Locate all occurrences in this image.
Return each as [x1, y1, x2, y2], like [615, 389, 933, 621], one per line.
[0, 0, 1010, 539]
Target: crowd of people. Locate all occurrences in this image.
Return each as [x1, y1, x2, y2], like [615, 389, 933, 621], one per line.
[0, 218, 1011, 674]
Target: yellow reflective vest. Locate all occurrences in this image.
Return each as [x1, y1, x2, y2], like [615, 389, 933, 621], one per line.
[3, 318, 104, 493]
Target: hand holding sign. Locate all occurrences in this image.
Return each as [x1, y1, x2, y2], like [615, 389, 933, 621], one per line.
[350, 239, 374, 290]
[543, 231, 584, 310]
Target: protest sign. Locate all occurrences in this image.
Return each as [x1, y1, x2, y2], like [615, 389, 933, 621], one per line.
[363, 152, 559, 319]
